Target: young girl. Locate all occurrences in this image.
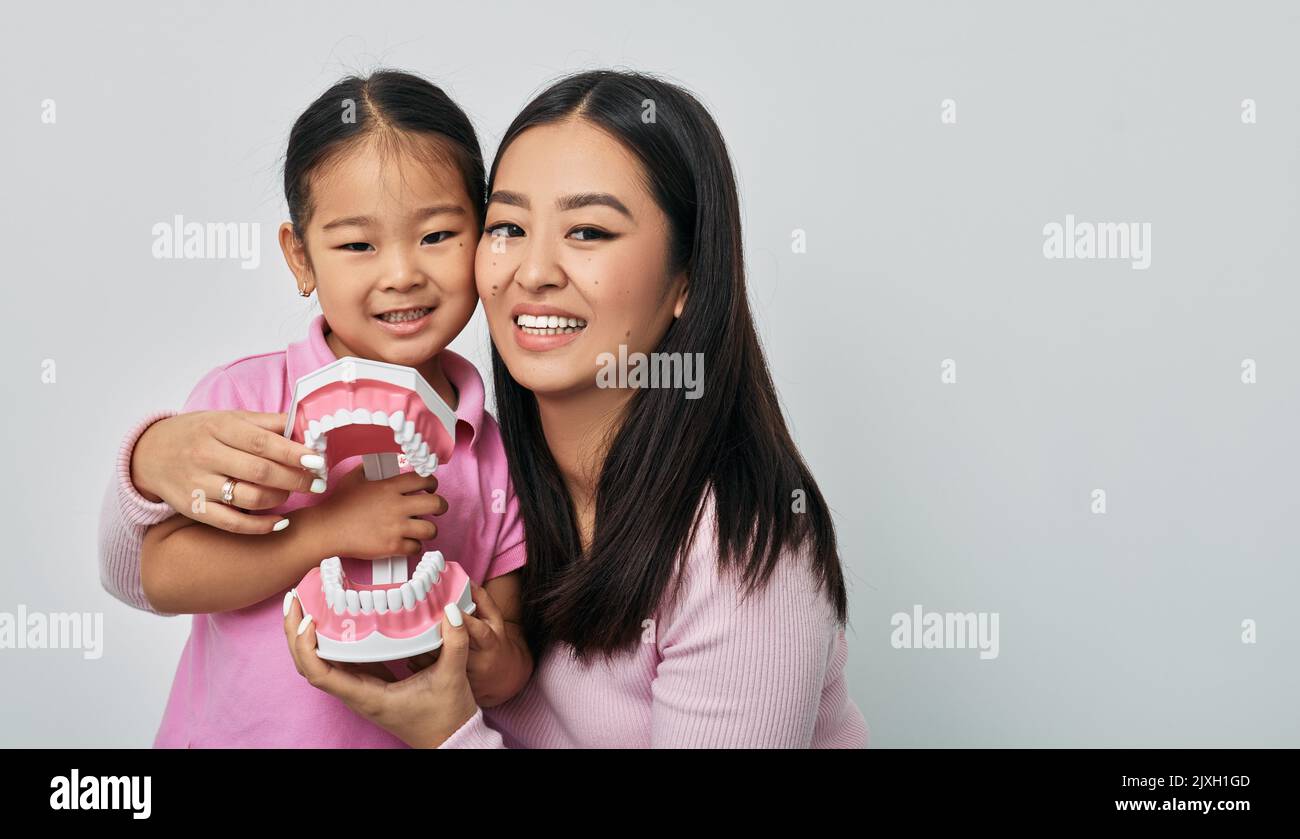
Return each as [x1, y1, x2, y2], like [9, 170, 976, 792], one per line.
[136, 70, 532, 747]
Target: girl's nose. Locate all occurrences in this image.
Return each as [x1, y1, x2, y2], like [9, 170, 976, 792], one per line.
[381, 249, 425, 291]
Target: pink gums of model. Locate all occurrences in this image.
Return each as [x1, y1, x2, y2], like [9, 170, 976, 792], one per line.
[286, 357, 476, 663]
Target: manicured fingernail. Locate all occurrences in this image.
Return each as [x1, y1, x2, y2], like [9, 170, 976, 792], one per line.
[272, 518, 290, 532]
[310, 478, 326, 494]
[443, 603, 463, 627]
[283, 590, 295, 616]
[296, 614, 313, 636]
[300, 454, 325, 470]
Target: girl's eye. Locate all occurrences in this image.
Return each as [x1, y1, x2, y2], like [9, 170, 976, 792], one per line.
[569, 227, 611, 241]
[340, 242, 373, 252]
[422, 231, 454, 245]
[486, 222, 525, 239]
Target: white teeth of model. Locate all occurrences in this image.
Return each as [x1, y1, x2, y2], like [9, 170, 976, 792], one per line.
[387, 588, 403, 613]
[402, 435, 418, 455]
[412, 575, 429, 600]
[320, 414, 335, 432]
[401, 421, 416, 445]
[312, 436, 327, 453]
[400, 583, 416, 611]
[388, 411, 405, 433]
[358, 590, 373, 614]
[415, 463, 432, 477]
[332, 594, 346, 615]
[372, 411, 387, 427]
[413, 441, 429, 462]
[427, 454, 439, 472]
[372, 591, 388, 614]
[345, 589, 360, 615]
[333, 408, 351, 428]
[430, 550, 446, 572]
[351, 408, 371, 425]
[308, 419, 321, 440]
[324, 586, 335, 609]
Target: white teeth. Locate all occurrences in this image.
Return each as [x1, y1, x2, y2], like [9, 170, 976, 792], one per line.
[333, 408, 351, 427]
[322, 557, 341, 573]
[372, 411, 387, 427]
[387, 589, 403, 613]
[359, 590, 373, 614]
[345, 589, 360, 615]
[400, 584, 416, 611]
[373, 590, 389, 614]
[312, 435, 327, 453]
[517, 314, 586, 331]
[321, 414, 336, 432]
[332, 595, 346, 615]
[414, 441, 429, 461]
[412, 576, 429, 601]
[401, 421, 415, 444]
[324, 586, 336, 609]
[351, 408, 371, 424]
[308, 420, 321, 439]
[388, 411, 405, 433]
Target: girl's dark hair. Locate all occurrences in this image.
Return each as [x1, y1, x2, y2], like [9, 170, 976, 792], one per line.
[283, 70, 485, 234]
[489, 70, 848, 658]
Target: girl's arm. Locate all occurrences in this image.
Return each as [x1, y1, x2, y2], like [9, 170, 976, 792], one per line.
[142, 465, 446, 614]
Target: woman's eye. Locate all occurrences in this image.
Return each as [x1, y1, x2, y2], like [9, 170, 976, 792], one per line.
[486, 223, 525, 239]
[339, 242, 373, 252]
[421, 231, 454, 245]
[569, 227, 610, 241]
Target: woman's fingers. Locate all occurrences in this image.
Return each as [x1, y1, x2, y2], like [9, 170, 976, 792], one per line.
[283, 594, 388, 711]
[468, 582, 504, 628]
[208, 443, 317, 500]
[199, 500, 291, 535]
[406, 649, 441, 672]
[214, 413, 322, 478]
[435, 603, 472, 675]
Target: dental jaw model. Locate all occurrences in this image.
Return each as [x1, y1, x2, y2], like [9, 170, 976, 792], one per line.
[286, 357, 475, 663]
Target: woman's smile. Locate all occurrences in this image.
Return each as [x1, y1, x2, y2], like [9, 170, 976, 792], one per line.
[509, 304, 589, 352]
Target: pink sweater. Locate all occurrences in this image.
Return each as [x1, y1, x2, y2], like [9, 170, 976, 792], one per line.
[100, 354, 868, 749]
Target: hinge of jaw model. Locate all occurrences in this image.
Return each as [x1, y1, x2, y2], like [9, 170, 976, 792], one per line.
[284, 356, 476, 663]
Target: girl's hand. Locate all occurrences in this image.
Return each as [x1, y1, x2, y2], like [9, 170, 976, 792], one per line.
[317, 464, 448, 559]
[132, 411, 321, 534]
[284, 595, 478, 748]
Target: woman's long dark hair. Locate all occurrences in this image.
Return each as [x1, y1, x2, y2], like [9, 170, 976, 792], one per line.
[490, 71, 847, 658]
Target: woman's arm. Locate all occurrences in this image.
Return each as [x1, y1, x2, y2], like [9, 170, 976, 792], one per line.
[646, 541, 865, 748]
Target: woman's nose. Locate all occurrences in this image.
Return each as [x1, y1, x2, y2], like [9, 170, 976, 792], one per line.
[514, 237, 567, 293]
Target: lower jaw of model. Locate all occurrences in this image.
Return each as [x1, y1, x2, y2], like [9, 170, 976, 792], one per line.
[286, 356, 472, 663]
[295, 551, 476, 663]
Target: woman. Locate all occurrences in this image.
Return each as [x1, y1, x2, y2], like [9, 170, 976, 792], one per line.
[102, 70, 867, 748]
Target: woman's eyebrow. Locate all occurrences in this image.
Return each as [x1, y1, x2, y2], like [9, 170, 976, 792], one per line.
[557, 192, 633, 218]
[486, 190, 634, 220]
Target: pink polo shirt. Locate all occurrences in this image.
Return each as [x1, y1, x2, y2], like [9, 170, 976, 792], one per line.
[149, 315, 525, 748]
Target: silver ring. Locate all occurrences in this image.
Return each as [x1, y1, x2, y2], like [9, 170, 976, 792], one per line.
[220, 478, 238, 504]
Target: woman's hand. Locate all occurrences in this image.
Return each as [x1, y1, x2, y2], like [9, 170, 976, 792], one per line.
[132, 411, 321, 534]
[406, 582, 532, 708]
[283, 594, 478, 749]
[316, 465, 448, 559]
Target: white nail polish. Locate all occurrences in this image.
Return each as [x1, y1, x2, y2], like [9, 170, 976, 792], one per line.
[443, 602, 463, 627]
[296, 614, 313, 636]
[283, 590, 295, 616]
[301, 454, 325, 470]
[310, 478, 326, 494]
[273, 518, 290, 532]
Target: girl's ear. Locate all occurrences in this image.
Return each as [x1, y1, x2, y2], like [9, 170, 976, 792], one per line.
[279, 222, 314, 294]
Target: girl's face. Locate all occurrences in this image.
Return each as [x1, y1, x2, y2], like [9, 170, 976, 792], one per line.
[279, 135, 478, 373]
[476, 119, 687, 397]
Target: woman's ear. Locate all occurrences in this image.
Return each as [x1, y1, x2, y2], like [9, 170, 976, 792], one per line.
[672, 271, 689, 319]
[279, 222, 314, 295]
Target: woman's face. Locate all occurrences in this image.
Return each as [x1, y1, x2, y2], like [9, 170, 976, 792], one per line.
[476, 119, 687, 398]
[280, 136, 479, 373]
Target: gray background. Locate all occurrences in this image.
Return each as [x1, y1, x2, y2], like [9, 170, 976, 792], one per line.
[2, 0, 1297, 747]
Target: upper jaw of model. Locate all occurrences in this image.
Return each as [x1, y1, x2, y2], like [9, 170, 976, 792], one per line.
[284, 356, 473, 663]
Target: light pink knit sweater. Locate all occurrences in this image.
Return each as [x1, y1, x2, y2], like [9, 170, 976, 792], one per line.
[101, 415, 868, 748]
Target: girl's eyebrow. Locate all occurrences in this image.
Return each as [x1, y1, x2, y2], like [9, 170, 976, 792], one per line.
[487, 190, 633, 219]
[321, 204, 466, 231]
